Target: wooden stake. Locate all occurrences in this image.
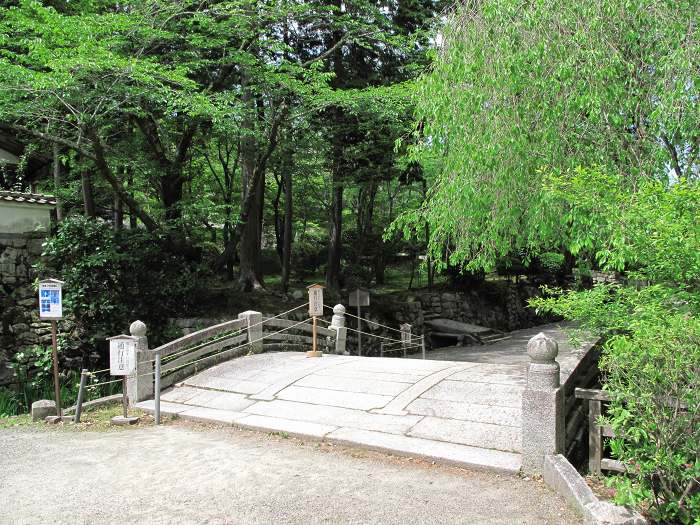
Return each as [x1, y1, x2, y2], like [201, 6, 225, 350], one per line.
[50, 320, 62, 417]
[307, 316, 322, 357]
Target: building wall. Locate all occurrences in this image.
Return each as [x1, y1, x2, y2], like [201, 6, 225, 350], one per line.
[0, 202, 52, 234]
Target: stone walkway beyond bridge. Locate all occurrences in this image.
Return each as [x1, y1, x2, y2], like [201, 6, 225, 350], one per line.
[137, 323, 591, 474]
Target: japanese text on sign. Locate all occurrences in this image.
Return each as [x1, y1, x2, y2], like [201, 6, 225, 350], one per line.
[308, 286, 324, 317]
[109, 338, 136, 376]
[38, 281, 63, 320]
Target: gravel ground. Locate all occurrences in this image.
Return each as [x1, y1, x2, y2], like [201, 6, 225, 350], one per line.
[0, 423, 580, 524]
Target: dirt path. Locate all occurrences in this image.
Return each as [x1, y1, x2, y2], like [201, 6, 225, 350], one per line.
[0, 423, 580, 524]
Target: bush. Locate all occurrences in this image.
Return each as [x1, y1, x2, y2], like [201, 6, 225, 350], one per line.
[40, 217, 203, 359]
[531, 169, 700, 523]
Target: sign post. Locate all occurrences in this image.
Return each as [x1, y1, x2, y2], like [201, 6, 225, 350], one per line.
[349, 288, 369, 356]
[108, 335, 139, 425]
[307, 284, 324, 358]
[38, 279, 64, 419]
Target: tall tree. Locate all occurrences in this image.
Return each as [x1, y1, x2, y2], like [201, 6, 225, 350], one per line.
[394, 0, 699, 272]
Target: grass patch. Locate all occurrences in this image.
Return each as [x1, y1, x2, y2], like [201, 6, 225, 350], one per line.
[0, 403, 174, 432]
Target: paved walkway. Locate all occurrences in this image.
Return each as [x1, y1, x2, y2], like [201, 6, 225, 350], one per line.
[0, 425, 579, 524]
[409, 323, 595, 383]
[136, 323, 591, 474]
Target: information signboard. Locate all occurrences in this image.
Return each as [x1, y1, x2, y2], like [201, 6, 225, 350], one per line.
[38, 279, 64, 320]
[109, 336, 137, 376]
[349, 288, 370, 308]
[308, 284, 324, 317]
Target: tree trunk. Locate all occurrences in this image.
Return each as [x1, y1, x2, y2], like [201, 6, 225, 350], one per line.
[325, 0, 345, 291]
[81, 170, 96, 218]
[162, 171, 183, 222]
[114, 193, 123, 232]
[422, 178, 434, 290]
[238, 172, 264, 291]
[238, 89, 265, 291]
[281, 158, 293, 293]
[87, 128, 159, 231]
[326, 178, 343, 290]
[52, 144, 63, 221]
[273, 173, 284, 264]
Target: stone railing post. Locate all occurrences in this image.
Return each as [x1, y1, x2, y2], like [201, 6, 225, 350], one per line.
[127, 320, 152, 406]
[330, 304, 347, 355]
[400, 323, 412, 357]
[522, 332, 565, 474]
[238, 310, 263, 354]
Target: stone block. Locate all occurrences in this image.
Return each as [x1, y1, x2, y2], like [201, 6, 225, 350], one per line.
[522, 387, 564, 473]
[245, 399, 421, 435]
[32, 399, 57, 421]
[295, 374, 409, 396]
[544, 455, 647, 525]
[406, 397, 521, 427]
[327, 427, 521, 474]
[237, 414, 337, 438]
[408, 416, 522, 452]
[277, 385, 393, 411]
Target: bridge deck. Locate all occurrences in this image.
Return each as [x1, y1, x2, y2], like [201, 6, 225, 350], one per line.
[136, 324, 591, 474]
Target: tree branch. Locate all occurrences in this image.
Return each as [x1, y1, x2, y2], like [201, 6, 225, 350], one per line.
[86, 127, 160, 232]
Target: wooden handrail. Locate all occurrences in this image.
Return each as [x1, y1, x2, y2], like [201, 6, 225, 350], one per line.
[151, 318, 247, 357]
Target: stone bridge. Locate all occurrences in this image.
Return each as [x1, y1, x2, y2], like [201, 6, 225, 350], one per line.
[127, 308, 597, 475]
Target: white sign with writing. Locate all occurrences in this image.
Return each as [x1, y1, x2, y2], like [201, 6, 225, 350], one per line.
[109, 337, 137, 376]
[308, 285, 324, 317]
[349, 288, 370, 308]
[38, 279, 63, 320]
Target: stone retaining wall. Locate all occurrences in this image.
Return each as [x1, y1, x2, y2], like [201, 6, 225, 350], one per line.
[0, 233, 72, 385]
[172, 280, 551, 357]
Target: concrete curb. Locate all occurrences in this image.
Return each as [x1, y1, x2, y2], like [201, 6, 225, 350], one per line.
[543, 454, 647, 525]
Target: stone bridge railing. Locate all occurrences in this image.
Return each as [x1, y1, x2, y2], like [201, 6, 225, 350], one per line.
[120, 305, 348, 405]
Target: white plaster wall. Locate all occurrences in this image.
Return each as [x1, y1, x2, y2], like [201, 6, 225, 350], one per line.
[0, 202, 52, 233]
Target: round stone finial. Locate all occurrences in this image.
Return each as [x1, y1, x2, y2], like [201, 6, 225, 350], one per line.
[130, 320, 147, 337]
[527, 332, 558, 363]
[333, 304, 346, 315]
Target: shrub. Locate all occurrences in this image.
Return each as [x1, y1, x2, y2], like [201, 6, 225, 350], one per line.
[40, 216, 203, 358]
[531, 169, 700, 523]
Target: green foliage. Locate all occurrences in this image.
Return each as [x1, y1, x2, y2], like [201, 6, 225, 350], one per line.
[1, 346, 79, 416]
[394, 0, 699, 272]
[40, 216, 202, 350]
[531, 171, 700, 523]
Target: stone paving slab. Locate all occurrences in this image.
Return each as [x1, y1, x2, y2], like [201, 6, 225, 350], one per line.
[276, 385, 394, 411]
[406, 397, 521, 427]
[421, 380, 524, 408]
[313, 367, 427, 384]
[179, 406, 249, 425]
[326, 427, 522, 474]
[408, 416, 522, 453]
[237, 414, 338, 438]
[294, 374, 411, 396]
[245, 399, 422, 435]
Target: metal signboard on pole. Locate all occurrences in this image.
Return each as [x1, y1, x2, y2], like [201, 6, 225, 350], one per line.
[38, 279, 64, 419]
[349, 288, 370, 356]
[307, 284, 324, 357]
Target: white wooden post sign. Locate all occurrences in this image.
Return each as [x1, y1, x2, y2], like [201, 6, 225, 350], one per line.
[108, 335, 137, 376]
[308, 284, 324, 317]
[107, 335, 139, 423]
[38, 279, 64, 320]
[307, 284, 324, 357]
